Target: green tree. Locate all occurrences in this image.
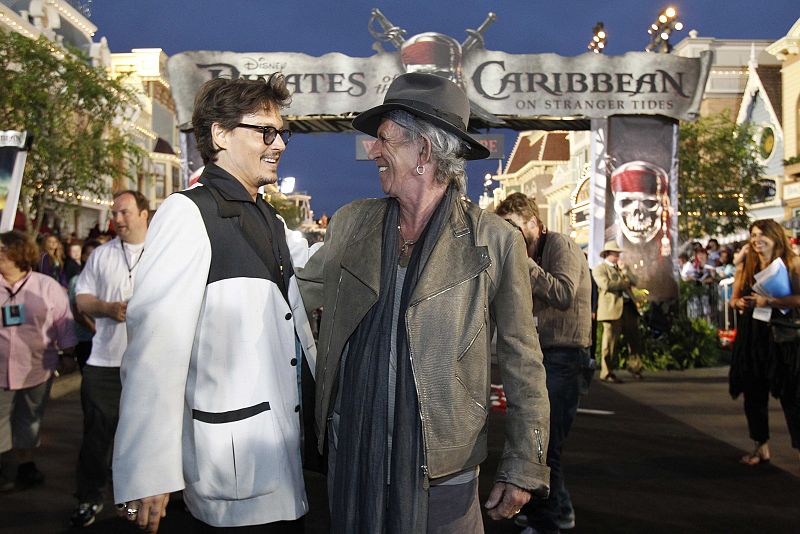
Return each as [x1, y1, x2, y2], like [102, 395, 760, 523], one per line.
[0, 30, 144, 235]
[679, 112, 764, 239]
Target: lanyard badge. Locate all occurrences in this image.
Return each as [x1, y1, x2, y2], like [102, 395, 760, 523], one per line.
[2, 303, 25, 326]
[3, 273, 30, 327]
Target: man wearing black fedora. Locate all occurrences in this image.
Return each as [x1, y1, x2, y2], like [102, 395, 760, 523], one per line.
[297, 72, 550, 533]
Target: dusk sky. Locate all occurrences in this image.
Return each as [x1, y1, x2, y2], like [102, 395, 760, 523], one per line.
[90, 1, 799, 218]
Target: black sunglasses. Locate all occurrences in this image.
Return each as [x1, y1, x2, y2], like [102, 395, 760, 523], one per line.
[236, 123, 292, 146]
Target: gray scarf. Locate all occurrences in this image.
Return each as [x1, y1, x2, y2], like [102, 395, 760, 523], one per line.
[331, 185, 457, 533]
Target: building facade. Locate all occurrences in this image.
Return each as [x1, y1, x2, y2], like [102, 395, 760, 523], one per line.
[767, 18, 800, 228]
[1, 1, 180, 236]
[1, 0, 115, 235]
[109, 48, 181, 211]
[673, 31, 780, 120]
[490, 131, 570, 227]
[735, 50, 784, 230]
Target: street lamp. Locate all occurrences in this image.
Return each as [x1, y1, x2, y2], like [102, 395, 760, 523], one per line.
[588, 22, 607, 54]
[279, 176, 296, 195]
[645, 6, 683, 53]
[479, 173, 494, 210]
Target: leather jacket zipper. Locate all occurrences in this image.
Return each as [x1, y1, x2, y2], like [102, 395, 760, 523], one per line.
[406, 318, 430, 490]
[534, 428, 544, 464]
[409, 258, 489, 308]
[407, 268, 487, 488]
[320, 271, 345, 434]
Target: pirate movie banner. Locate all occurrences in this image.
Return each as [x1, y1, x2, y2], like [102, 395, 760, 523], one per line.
[166, 49, 711, 128]
[463, 51, 710, 122]
[591, 116, 679, 303]
[0, 131, 30, 233]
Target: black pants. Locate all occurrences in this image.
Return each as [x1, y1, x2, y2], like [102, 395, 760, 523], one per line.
[75, 365, 121, 503]
[743, 376, 800, 449]
[75, 341, 93, 372]
[192, 517, 304, 533]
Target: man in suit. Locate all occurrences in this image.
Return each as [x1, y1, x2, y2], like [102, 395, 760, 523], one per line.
[593, 241, 644, 382]
[112, 75, 316, 533]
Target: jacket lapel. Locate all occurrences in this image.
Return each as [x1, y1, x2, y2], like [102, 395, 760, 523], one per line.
[410, 201, 490, 305]
[340, 209, 384, 296]
[200, 166, 277, 280]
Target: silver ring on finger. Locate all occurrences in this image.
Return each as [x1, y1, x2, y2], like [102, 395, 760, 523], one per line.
[126, 506, 139, 520]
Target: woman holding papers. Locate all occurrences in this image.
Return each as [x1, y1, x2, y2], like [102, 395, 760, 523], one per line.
[730, 219, 800, 465]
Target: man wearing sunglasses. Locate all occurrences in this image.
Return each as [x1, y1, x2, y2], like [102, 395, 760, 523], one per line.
[112, 75, 316, 533]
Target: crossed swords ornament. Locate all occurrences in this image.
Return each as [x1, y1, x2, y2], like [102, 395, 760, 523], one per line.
[368, 8, 505, 128]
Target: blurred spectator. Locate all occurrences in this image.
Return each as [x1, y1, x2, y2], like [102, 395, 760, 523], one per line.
[693, 247, 717, 284]
[87, 223, 101, 239]
[706, 238, 721, 265]
[716, 248, 736, 279]
[37, 234, 68, 288]
[65, 242, 83, 281]
[67, 240, 101, 371]
[0, 230, 77, 491]
[679, 252, 696, 281]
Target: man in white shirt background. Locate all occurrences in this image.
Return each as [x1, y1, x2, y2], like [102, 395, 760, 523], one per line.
[70, 190, 149, 528]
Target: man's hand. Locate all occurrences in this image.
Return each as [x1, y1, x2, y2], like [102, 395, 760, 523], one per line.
[105, 301, 128, 322]
[484, 482, 531, 520]
[127, 494, 169, 533]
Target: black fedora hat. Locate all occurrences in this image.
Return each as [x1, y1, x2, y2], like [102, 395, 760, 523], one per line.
[352, 73, 490, 160]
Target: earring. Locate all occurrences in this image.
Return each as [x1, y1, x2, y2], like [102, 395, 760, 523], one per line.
[415, 165, 424, 175]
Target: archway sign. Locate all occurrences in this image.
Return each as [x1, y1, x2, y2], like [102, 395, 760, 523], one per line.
[167, 10, 712, 302]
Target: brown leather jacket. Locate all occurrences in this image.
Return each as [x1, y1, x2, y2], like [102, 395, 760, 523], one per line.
[296, 197, 550, 493]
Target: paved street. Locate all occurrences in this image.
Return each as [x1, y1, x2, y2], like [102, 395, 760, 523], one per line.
[1, 366, 798, 533]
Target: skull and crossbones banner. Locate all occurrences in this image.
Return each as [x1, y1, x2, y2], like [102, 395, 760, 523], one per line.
[590, 115, 679, 303]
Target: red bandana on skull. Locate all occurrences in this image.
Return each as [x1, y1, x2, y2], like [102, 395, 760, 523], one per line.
[611, 161, 671, 257]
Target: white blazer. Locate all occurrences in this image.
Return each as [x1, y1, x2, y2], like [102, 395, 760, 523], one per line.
[112, 191, 317, 527]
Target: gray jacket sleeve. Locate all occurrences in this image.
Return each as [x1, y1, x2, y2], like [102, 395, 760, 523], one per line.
[491, 229, 551, 496]
[528, 234, 582, 311]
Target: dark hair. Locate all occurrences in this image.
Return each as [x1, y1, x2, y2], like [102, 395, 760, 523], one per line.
[495, 192, 540, 222]
[678, 252, 689, 261]
[192, 74, 292, 165]
[1, 230, 40, 271]
[83, 239, 102, 251]
[113, 190, 150, 214]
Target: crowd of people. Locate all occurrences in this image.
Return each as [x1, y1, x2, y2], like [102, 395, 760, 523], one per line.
[678, 238, 738, 325]
[1, 72, 799, 534]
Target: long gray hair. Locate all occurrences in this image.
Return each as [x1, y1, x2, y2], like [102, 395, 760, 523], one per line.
[385, 110, 468, 192]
